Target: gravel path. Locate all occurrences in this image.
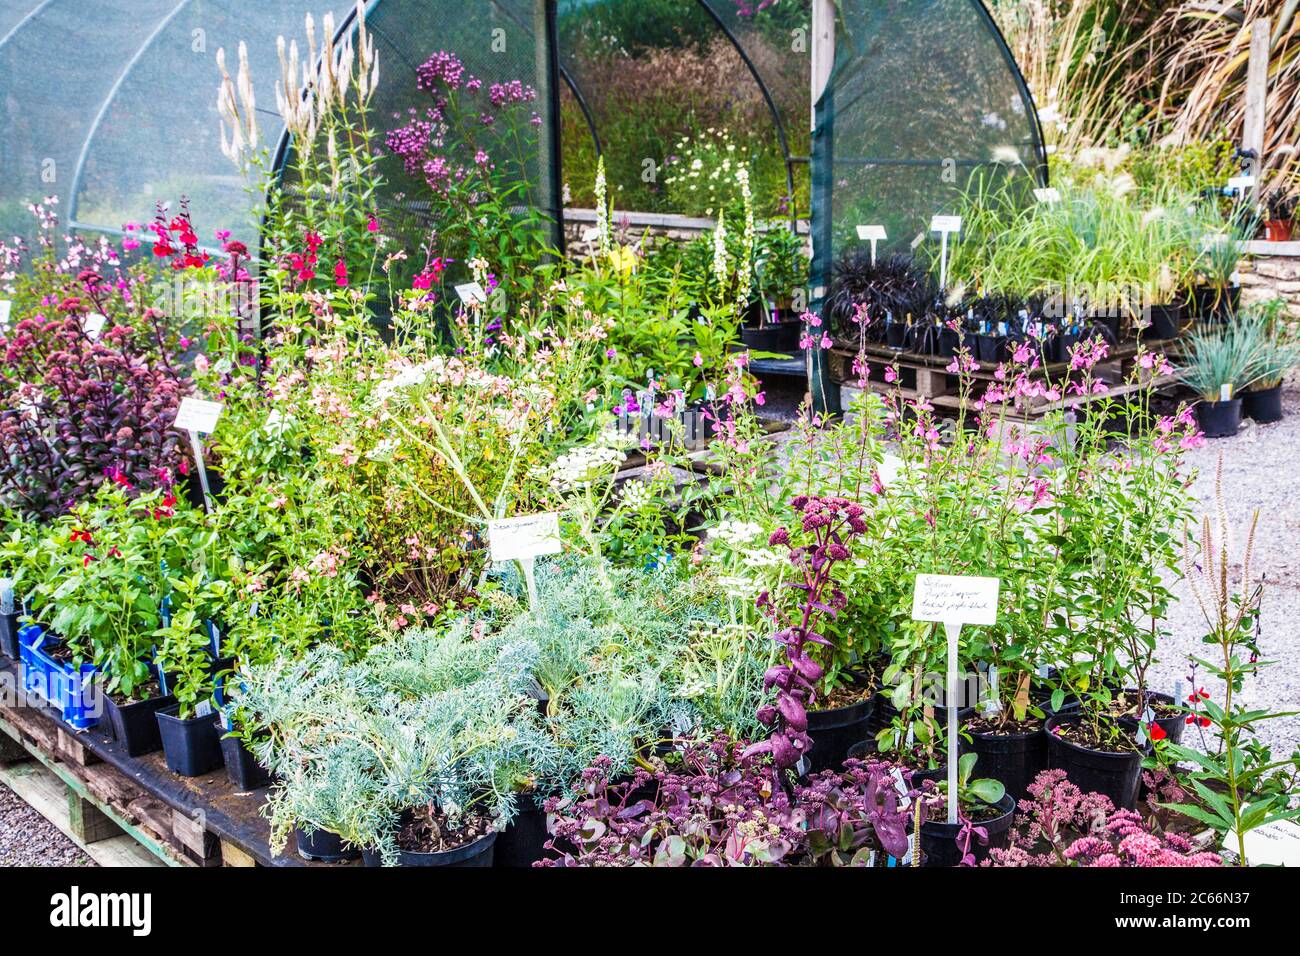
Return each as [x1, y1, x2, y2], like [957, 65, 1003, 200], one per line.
[1152, 373, 1300, 759]
[0, 781, 95, 867]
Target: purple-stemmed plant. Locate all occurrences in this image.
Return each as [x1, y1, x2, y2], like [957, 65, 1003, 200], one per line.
[746, 494, 867, 772]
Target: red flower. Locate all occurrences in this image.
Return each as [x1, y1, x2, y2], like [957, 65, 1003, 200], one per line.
[334, 258, 348, 287]
[1148, 721, 1166, 742]
[82, 554, 94, 567]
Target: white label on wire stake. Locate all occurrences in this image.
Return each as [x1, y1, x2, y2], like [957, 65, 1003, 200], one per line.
[83, 313, 107, 339]
[1227, 175, 1255, 191]
[1034, 187, 1061, 204]
[174, 397, 224, 434]
[455, 282, 486, 306]
[912, 574, 1000, 626]
[930, 215, 962, 234]
[581, 226, 601, 243]
[857, 225, 887, 241]
[488, 512, 562, 563]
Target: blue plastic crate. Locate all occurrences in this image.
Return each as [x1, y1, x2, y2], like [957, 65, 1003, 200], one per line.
[18, 625, 102, 730]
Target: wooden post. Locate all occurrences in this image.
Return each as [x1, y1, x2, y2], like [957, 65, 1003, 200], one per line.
[67, 791, 123, 844]
[0, 731, 27, 765]
[1243, 17, 1271, 204]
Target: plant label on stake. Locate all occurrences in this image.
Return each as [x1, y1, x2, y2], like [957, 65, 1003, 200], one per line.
[930, 216, 962, 293]
[82, 313, 107, 339]
[1227, 175, 1255, 193]
[455, 282, 486, 307]
[173, 397, 223, 513]
[856, 225, 887, 266]
[912, 573, 1000, 824]
[1033, 187, 1061, 204]
[1226, 818, 1300, 867]
[0, 300, 10, 328]
[488, 512, 562, 612]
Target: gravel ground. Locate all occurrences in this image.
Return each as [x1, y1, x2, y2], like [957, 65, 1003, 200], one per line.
[1151, 373, 1300, 758]
[0, 781, 95, 867]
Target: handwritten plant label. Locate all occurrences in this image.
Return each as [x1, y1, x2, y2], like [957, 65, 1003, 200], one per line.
[1227, 819, 1300, 867]
[930, 215, 962, 235]
[911, 574, 1000, 626]
[1033, 187, 1061, 204]
[455, 282, 486, 306]
[174, 398, 224, 434]
[856, 225, 887, 241]
[0, 300, 10, 328]
[488, 512, 562, 563]
[83, 312, 107, 339]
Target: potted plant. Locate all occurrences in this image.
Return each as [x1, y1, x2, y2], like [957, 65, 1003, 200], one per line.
[916, 752, 1015, 867]
[154, 575, 230, 776]
[743, 228, 807, 353]
[1262, 189, 1296, 242]
[1239, 301, 1299, 424]
[749, 494, 876, 775]
[1180, 322, 1257, 438]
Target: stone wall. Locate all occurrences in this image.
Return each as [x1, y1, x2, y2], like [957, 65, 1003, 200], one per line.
[1239, 243, 1300, 318]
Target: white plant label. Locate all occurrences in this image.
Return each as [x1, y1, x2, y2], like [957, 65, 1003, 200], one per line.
[1033, 187, 1061, 204]
[857, 225, 886, 266]
[174, 398, 224, 434]
[581, 226, 601, 243]
[911, 574, 1000, 626]
[488, 512, 562, 563]
[0, 300, 10, 328]
[1220, 384, 1234, 402]
[455, 282, 486, 306]
[1227, 175, 1255, 191]
[912, 573, 999, 824]
[82, 313, 107, 339]
[930, 215, 962, 235]
[195, 700, 214, 719]
[1227, 819, 1300, 867]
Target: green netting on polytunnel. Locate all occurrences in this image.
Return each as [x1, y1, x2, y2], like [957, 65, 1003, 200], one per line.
[357, 0, 562, 250]
[0, 0, 353, 249]
[555, 0, 811, 222]
[811, 0, 1046, 289]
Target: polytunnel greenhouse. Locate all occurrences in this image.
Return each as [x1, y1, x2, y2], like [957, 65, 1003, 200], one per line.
[0, 0, 1297, 902]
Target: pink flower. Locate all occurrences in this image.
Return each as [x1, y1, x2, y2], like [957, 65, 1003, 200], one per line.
[693, 352, 704, 367]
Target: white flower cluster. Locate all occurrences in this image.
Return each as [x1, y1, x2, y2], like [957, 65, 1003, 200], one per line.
[539, 428, 628, 492]
[619, 478, 655, 512]
[709, 518, 765, 548]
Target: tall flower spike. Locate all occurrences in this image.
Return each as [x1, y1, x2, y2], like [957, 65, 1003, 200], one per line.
[236, 41, 257, 150]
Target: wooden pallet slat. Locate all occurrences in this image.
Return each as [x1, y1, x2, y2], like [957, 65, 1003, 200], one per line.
[0, 656, 323, 868]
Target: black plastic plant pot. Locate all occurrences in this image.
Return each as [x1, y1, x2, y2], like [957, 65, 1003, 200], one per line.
[1196, 399, 1242, 438]
[361, 831, 497, 867]
[220, 735, 272, 791]
[1045, 713, 1146, 809]
[937, 327, 960, 358]
[296, 825, 361, 863]
[103, 692, 175, 757]
[919, 792, 1016, 868]
[740, 321, 801, 354]
[0, 612, 20, 660]
[885, 323, 907, 349]
[1243, 385, 1283, 424]
[973, 334, 1001, 363]
[961, 722, 1047, 801]
[1144, 303, 1183, 340]
[1054, 332, 1080, 363]
[494, 796, 549, 867]
[805, 676, 877, 774]
[156, 705, 223, 777]
[1117, 689, 1185, 747]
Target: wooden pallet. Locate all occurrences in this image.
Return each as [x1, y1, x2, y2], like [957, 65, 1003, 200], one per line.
[831, 342, 1181, 420]
[0, 658, 336, 868]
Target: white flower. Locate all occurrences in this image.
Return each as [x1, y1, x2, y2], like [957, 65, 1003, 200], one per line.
[710, 518, 766, 548]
